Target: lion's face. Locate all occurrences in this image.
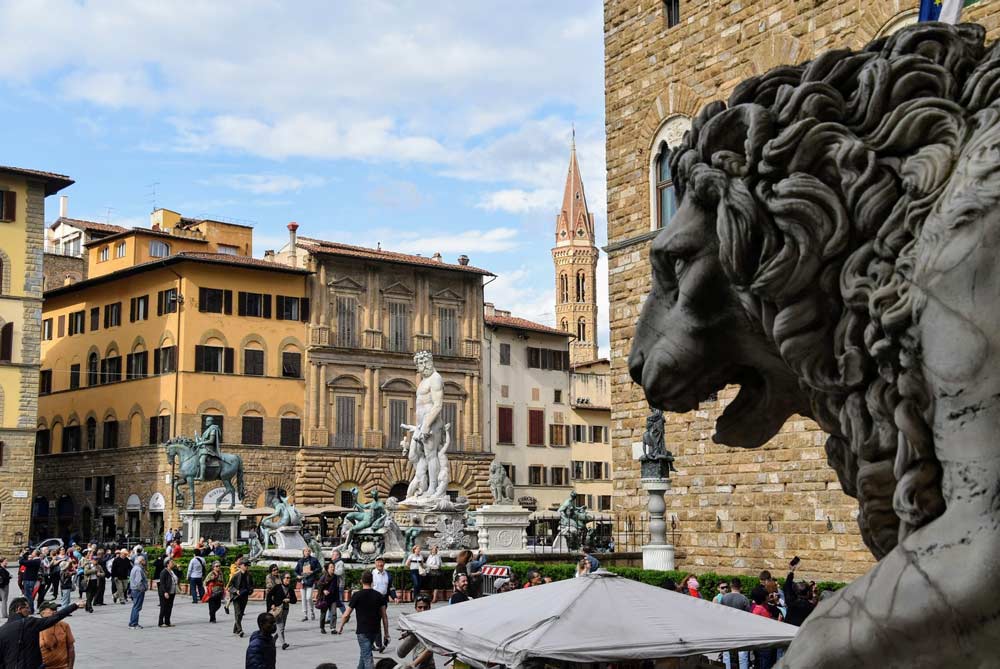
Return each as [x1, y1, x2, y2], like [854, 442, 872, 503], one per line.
[628, 197, 810, 448]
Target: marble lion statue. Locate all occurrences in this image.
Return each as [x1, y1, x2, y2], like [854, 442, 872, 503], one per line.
[488, 460, 515, 504]
[628, 22, 1000, 668]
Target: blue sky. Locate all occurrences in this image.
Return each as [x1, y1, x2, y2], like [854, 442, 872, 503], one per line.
[0, 0, 609, 352]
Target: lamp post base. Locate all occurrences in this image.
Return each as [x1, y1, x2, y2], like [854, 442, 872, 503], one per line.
[642, 543, 675, 571]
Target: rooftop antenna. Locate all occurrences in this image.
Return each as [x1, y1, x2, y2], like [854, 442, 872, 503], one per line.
[104, 207, 116, 225]
[377, 241, 382, 250]
[146, 182, 160, 212]
[571, 123, 576, 151]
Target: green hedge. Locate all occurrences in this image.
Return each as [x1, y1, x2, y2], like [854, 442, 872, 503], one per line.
[146, 552, 848, 596]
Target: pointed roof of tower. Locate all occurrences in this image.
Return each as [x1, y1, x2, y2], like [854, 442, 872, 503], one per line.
[555, 132, 594, 245]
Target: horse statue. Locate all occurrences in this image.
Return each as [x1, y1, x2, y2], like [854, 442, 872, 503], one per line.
[165, 437, 246, 510]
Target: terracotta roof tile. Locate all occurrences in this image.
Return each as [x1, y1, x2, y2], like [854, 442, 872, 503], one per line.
[51, 217, 128, 235]
[298, 237, 494, 276]
[174, 251, 310, 272]
[83, 226, 210, 247]
[485, 314, 570, 337]
[0, 165, 74, 195]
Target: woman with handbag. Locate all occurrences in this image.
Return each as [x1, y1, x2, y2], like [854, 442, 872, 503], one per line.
[425, 546, 443, 603]
[265, 571, 297, 650]
[158, 558, 178, 627]
[203, 562, 226, 623]
[314, 562, 338, 635]
[403, 545, 424, 599]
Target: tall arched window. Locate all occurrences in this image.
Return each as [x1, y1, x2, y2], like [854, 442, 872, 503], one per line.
[85, 417, 97, 450]
[0, 322, 11, 362]
[87, 353, 99, 386]
[559, 273, 569, 304]
[561, 319, 568, 332]
[656, 148, 677, 229]
[0, 257, 4, 294]
[575, 271, 586, 302]
[577, 318, 587, 342]
[648, 115, 692, 231]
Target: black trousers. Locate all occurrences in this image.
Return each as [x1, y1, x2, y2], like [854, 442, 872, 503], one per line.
[208, 594, 223, 622]
[232, 597, 247, 634]
[158, 591, 174, 625]
[95, 578, 106, 605]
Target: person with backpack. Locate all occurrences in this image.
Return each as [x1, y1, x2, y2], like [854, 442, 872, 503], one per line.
[187, 550, 207, 603]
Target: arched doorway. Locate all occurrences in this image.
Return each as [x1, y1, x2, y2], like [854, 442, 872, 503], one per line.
[80, 507, 93, 544]
[388, 482, 409, 501]
[31, 496, 49, 540]
[56, 495, 74, 540]
[126, 494, 142, 539]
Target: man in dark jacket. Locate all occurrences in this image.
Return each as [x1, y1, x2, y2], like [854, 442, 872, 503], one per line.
[228, 560, 254, 637]
[0, 597, 78, 668]
[110, 550, 132, 604]
[783, 564, 815, 627]
[17, 552, 41, 614]
[246, 612, 277, 669]
[294, 547, 322, 622]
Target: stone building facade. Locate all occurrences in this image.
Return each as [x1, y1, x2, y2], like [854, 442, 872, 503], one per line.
[0, 166, 73, 554]
[604, 0, 1000, 580]
[277, 229, 495, 508]
[33, 213, 497, 543]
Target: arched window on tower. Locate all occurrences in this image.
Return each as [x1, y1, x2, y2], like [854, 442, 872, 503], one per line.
[576, 271, 586, 302]
[577, 318, 587, 342]
[561, 319, 568, 332]
[656, 147, 677, 229]
[559, 273, 569, 304]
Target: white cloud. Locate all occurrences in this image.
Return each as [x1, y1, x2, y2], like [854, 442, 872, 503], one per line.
[477, 188, 560, 214]
[392, 228, 520, 255]
[206, 173, 326, 195]
[485, 266, 556, 325]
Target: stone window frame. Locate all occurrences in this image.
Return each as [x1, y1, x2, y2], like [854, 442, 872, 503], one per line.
[648, 114, 692, 232]
[432, 289, 465, 357]
[239, 334, 268, 377]
[381, 377, 416, 450]
[0, 247, 10, 295]
[329, 374, 365, 449]
[329, 276, 365, 349]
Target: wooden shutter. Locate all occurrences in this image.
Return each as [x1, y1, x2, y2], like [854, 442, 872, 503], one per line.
[223, 290, 233, 315]
[103, 305, 110, 329]
[90, 307, 99, 331]
[194, 345, 205, 372]
[0, 191, 15, 222]
[198, 287, 208, 312]
[498, 407, 513, 444]
[149, 417, 158, 445]
[275, 295, 286, 320]
[153, 348, 161, 375]
[237, 291, 247, 316]
[223, 347, 234, 374]
[262, 294, 272, 319]
[242, 416, 263, 445]
[335, 396, 356, 448]
[280, 418, 301, 446]
[157, 291, 164, 316]
[0, 323, 11, 362]
[125, 353, 134, 380]
[300, 298, 310, 322]
[528, 409, 545, 446]
[129, 297, 136, 322]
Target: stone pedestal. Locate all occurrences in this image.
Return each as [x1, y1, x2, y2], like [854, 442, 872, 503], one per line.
[180, 509, 241, 546]
[641, 473, 675, 571]
[473, 504, 530, 554]
[272, 525, 307, 551]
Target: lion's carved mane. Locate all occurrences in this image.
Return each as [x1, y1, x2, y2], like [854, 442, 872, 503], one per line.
[669, 23, 1000, 558]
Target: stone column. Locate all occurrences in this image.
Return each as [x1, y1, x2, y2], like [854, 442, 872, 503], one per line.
[317, 363, 327, 431]
[640, 461, 675, 571]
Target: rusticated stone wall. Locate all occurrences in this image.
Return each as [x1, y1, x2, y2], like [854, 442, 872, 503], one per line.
[604, 0, 1000, 581]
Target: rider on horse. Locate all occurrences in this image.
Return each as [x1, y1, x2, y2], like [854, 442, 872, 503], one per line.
[194, 417, 222, 481]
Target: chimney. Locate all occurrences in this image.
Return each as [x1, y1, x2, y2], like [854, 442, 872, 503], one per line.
[484, 302, 496, 318]
[432, 252, 443, 263]
[457, 254, 469, 266]
[264, 250, 275, 262]
[59, 196, 68, 219]
[287, 222, 299, 266]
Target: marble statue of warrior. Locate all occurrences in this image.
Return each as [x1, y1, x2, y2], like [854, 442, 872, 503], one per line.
[410, 351, 448, 498]
[193, 416, 222, 481]
[628, 22, 1000, 667]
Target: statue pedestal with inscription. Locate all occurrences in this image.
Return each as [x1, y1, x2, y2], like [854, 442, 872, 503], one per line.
[473, 504, 530, 554]
[180, 509, 242, 546]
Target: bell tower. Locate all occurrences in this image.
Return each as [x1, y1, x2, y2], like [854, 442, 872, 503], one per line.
[553, 133, 598, 365]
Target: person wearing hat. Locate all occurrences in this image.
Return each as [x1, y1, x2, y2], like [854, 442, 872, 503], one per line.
[493, 577, 512, 593]
[0, 598, 77, 669]
[38, 600, 76, 669]
[111, 548, 132, 604]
